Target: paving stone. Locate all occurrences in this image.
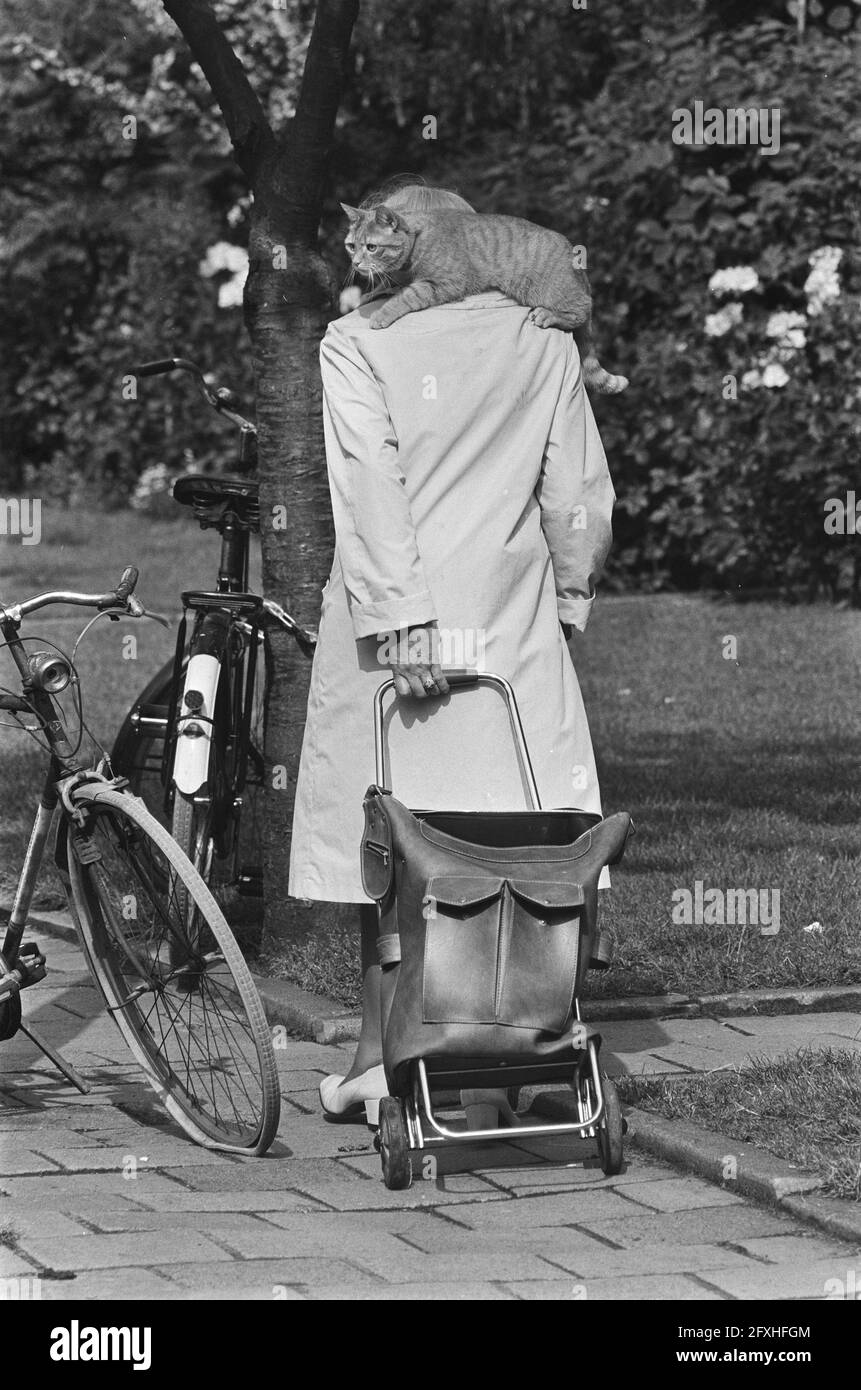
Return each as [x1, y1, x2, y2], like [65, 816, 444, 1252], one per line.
[440, 1189, 643, 1229]
[505, 1272, 724, 1300]
[154, 1159, 370, 1192]
[128, 1190, 330, 1214]
[19, 1231, 236, 1272]
[196, 1222, 422, 1264]
[379, 1221, 617, 1261]
[517, 1240, 761, 1279]
[286, 1181, 511, 1212]
[1, 1172, 189, 1206]
[272, 1070, 329, 1090]
[29, 1143, 235, 1173]
[3, 1127, 105, 1149]
[611, 1177, 745, 1213]
[165, 1256, 383, 1291]
[0, 1147, 64, 1177]
[356, 1246, 566, 1283]
[255, 1208, 444, 1240]
[305, 1280, 514, 1300]
[730, 1013, 861, 1044]
[3, 1211, 93, 1239]
[84, 1211, 289, 1235]
[580, 1205, 795, 1248]
[694, 1257, 861, 1300]
[37, 1268, 178, 1300]
[338, 1151, 505, 1195]
[271, 1043, 354, 1069]
[170, 1284, 308, 1301]
[265, 1123, 379, 1160]
[0, 1248, 39, 1277]
[733, 1233, 856, 1264]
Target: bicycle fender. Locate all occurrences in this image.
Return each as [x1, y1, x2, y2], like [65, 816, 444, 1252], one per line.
[173, 652, 219, 795]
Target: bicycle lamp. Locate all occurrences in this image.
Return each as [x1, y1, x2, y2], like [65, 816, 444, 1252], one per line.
[27, 651, 73, 694]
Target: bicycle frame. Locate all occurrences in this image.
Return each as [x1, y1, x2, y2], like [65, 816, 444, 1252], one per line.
[0, 612, 83, 968]
[117, 358, 315, 897]
[0, 600, 129, 1091]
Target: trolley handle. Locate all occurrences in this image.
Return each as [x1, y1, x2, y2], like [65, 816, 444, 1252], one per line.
[373, 669, 542, 811]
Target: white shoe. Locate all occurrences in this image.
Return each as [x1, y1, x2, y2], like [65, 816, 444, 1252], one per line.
[319, 1064, 387, 1126]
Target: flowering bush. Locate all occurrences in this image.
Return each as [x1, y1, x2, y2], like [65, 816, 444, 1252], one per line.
[447, 5, 861, 594]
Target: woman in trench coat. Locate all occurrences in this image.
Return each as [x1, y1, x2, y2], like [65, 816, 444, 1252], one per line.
[288, 182, 616, 1123]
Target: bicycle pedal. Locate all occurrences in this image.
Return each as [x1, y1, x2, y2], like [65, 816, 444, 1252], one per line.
[236, 869, 263, 897]
[11, 944, 47, 987]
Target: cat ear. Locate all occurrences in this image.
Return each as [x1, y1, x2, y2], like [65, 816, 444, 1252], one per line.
[375, 205, 403, 230]
[340, 203, 362, 223]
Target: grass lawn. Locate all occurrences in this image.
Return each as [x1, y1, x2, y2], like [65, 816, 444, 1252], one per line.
[617, 1048, 861, 1202]
[3, 504, 861, 1009]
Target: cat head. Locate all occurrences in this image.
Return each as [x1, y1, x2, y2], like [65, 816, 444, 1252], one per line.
[341, 203, 415, 280]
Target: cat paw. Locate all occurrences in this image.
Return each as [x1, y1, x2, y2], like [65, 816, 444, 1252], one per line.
[585, 368, 630, 395]
[527, 307, 557, 329]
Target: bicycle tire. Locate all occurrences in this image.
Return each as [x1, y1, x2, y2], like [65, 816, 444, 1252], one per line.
[62, 784, 280, 1154]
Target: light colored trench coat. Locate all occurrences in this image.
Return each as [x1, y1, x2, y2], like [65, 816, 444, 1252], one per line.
[288, 291, 615, 903]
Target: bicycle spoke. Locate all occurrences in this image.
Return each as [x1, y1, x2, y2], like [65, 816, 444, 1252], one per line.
[75, 801, 273, 1146]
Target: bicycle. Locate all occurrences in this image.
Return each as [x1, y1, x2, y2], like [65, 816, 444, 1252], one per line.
[111, 358, 315, 917]
[0, 565, 280, 1154]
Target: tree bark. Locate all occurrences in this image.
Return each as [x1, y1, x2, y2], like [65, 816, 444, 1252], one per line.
[161, 0, 359, 946]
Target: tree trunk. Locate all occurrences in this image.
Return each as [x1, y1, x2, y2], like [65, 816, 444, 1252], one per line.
[160, 0, 360, 946]
[244, 232, 336, 944]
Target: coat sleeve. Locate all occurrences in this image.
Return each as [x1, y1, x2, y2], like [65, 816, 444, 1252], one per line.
[319, 324, 437, 640]
[535, 340, 615, 632]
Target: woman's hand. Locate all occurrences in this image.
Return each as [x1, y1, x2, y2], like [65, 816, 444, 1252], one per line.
[383, 624, 450, 700]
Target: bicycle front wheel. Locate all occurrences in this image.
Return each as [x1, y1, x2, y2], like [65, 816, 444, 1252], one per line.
[62, 784, 280, 1154]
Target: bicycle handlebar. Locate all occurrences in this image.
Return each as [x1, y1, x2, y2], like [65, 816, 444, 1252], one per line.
[133, 357, 256, 434]
[135, 358, 178, 378]
[2, 566, 146, 622]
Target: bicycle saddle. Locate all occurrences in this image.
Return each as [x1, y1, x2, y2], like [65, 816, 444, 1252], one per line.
[173, 474, 260, 531]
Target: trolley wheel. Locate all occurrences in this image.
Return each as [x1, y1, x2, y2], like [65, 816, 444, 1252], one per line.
[596, 1072, 624, 1176]
[379, 1096, 413, 1190]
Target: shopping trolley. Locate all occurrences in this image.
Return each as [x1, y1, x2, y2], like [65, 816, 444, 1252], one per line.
[361, 670, 633, 1189]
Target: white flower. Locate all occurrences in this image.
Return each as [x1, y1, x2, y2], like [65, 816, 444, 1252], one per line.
[804, 245, 842, 316]
[199, 241, 248, 279]
[704, 301, 744, 337]
[765, 310, 806, 340]
[708, 266, 760, 297]
[226, 198, 251, 229]
[762, 362, 790, 389]
[217, 275, 245, 309]
[741, 369, 763, 391]
[131, 463, 173, 510]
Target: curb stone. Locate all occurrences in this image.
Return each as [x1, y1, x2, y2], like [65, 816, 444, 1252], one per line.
[254, 977, 359, 1045]
[531, 1092, 861, 1247]
[15, 908, 861, 1039]
[242, 977, 861, 1044]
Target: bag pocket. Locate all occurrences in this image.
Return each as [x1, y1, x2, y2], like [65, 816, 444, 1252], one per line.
[495, 879, 585, 1031]
[422, 875, 505, 1024]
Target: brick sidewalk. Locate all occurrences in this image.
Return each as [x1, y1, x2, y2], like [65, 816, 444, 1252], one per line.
[1, 935, 859, 1301]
